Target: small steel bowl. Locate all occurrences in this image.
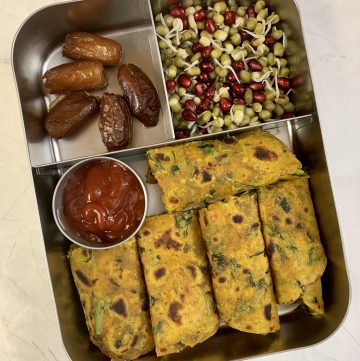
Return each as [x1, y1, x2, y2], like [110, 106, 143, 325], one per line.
[52, 156, 148, 249]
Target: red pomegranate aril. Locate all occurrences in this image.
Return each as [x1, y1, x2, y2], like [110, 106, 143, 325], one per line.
[166, 79, 176, 93]
[199, 127, 208, 134]
[192, 42, 203, 53]
[226, 72, 237, 83]
[233, 97, 246, 105]
[249, 82, 264, 91]
[198, 98, 211, 111]
[170, 6, 185, 18]
[205, 18, 216, 34]
[177, 74, 191, 88]
[291, 74, 304, 88]
[182, 109, 197, 121]
[219, 98, 233, 113]
[198, 72, 210, 83]
[231, 83, 246, 96]
[175, 130, 187, 139]
[201, 46, 212, 59]
[248, 59, 262, 71]
[194, 9, 207, 21]
[277, 77, 291, 90]
[224, 11, 236, 26]
[281, 112, 295, 119]
[182, 17, 189, 29]
[246, 7, 256, 17]
[194, 82, 205, 96]
[265, 35, 276, 47]
[184, 99, 197, 113]
[232, 61, 245, 72]
[204, 86, 215, 99]
[253, 91, 265, 103]
[200, 61, 215, 73]
[240, 30, 250, 41]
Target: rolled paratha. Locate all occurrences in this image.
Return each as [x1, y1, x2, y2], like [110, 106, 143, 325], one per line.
[68, 240, 154, 360]
[199, 194, 279, 334]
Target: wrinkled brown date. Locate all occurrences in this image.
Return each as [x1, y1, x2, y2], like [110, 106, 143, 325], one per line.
[99, 92, 132, 151]
[117, 64, 160, 127]
[43, 60, 107, 94]
[45, 92, 99, 139]
[63, 32, 122, 66]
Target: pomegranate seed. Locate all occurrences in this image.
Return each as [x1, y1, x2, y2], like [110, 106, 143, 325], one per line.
[232, 61, 245, 72]
[277, 77, 291, 91]
[248, 59, 262, 71]
[198, 97, 211, 112]
[205, 86, 215, 99]
[265, 35, 276, 47]
[231, 83, 246, 96]
[226, 72, 237, 83]
[240, 31, 250, 41]
[194, 9, 207, 21]
[224, 11, 236, 26]
[200, 61, 215, 73]
[249, 82, 264, 91]
[219, 98, 233, 113]
[175, 130, 187, 139]
[253, 91, 265, 103]
[184, 99, 197, 113]
[198, 72, 210, 83]
[192, 42, 203, 53]
[205, 18, 216, 34]
[194, 82, 205, 96]
[246, 7, 256, 17]
[233, 97, 246, 105]
[182, 109, 197, 121]
[201, 46, 212, 60]
[199, 127, 208, 134]
[182, 17, 189, 29]
[177, 73, 191, 88]
[170, 6, 185, 18]
[291, 74, 304, 89]
[281, 112, 295, 119]
[166, 79, 176, 93]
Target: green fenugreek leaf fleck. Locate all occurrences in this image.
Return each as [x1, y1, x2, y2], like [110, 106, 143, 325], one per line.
[171, 164, 180, 175]
[95, 301, 105, 336]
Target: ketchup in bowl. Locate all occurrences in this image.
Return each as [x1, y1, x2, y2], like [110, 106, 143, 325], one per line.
[62, 159, 145, 244]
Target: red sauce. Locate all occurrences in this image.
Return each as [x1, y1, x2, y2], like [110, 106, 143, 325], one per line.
[63, 159, 145, 244]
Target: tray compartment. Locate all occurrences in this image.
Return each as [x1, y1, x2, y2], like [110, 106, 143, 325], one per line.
[12, 1, 349, 360]
[13, 0, 173, 167]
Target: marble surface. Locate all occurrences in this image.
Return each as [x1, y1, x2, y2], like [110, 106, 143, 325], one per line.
[0, 0, 359, 360]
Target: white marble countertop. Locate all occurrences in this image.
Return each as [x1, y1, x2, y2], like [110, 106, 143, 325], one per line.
[1, 0, 359, 360]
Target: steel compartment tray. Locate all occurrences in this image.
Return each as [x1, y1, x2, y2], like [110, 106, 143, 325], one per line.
[12, 0, 350, 360]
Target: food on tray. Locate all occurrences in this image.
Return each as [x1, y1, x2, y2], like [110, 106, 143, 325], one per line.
[154, 0, 296, 138]
[199, 194, 279, 334]
[63, 159, 145, 244]
[44, 92, 99, 138]
[147, 130, 304, 212]
[43, 60, 107, 93]
[301, 279, 324, 315]
[257, 178, 327, 307]
[99, 92, 132, 151]
[63, 32, 122, 65]
[68, 240, 154, 361]
[137, 211, 219, 356]
[118, 64, 161, 127]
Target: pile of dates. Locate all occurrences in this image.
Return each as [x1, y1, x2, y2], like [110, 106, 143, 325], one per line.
[43, 32, 160, 151]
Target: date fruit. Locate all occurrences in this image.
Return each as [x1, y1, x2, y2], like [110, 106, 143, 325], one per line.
[117, 64, 160, 127]
[99, 92, 132, 151]
[63, 32, 122, 66]
[45, 92, 99, 139]
[43, 60, 107, 94]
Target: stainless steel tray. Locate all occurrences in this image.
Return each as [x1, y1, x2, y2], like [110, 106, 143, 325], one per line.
[12, 0, 350, 360]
